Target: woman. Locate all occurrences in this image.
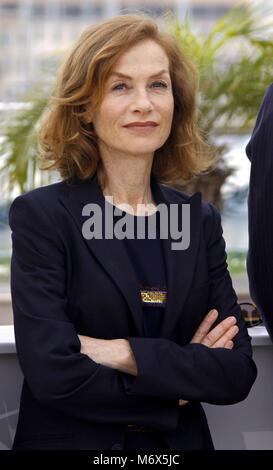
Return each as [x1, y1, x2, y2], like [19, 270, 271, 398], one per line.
[9, 14, 257, 450]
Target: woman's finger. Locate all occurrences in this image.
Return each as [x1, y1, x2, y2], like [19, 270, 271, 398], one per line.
[210, 325, 239, 348]
[190, 309, 218, 343]
[201, 316, 237, 347]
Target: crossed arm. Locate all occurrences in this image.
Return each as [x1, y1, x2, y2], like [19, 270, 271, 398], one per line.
[78, 308, 239, 405]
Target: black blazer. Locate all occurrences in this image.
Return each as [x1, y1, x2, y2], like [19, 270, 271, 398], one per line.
[9, 172, 257, 450]
[246, 82, 273, 342]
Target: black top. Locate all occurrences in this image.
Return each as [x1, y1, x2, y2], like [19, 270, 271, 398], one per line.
[112, 206, 168, 446]
[112, 208, 167, 338]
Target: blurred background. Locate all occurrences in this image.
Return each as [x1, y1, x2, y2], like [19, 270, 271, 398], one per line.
[1, 0, 273, 322]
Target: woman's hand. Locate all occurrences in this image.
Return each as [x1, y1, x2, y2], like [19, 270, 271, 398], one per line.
[189, 309, 238, 349]
[178, 309, 239, 406]
[78, 335, 138, 376]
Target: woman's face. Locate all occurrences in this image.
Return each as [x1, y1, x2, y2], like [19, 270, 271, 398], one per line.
[87, 39, 174, 163]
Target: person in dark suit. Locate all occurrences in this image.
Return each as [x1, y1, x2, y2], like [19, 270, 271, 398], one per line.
[246, 83, 273, 342]
[9, 14, 257, 450]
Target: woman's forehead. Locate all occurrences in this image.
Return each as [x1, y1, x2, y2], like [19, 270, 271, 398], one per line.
[117, 39, 167, 61]
[108, 42, 170, 79]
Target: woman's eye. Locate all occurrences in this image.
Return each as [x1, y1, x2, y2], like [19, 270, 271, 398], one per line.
[113, 83, 127, 90]
[112, 81, 167, 91]
[152, 81, 167, 88]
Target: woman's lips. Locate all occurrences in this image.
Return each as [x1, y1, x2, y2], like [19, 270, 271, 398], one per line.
[124, 125, 158, 132]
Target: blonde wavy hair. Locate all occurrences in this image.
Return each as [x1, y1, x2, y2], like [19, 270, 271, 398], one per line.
[38, 13, 215, 185]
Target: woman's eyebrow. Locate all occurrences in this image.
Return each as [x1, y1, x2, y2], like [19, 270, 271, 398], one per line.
[109, 69, 170, 79]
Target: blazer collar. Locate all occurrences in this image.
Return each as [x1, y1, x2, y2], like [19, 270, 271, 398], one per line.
[59, 172, 202, 338]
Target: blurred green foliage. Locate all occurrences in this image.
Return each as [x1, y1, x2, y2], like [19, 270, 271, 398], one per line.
[227, 250, 247, 275]
[0, 88, 53, 197]
[165, 0, 273, 133]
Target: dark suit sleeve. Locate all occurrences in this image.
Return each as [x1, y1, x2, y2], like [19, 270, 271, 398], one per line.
[121, 203, 257, 405]
[246, 82, 273, 341]
[9, 193, 179, 431]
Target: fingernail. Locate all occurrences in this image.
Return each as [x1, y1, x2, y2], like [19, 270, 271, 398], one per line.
[210, 309, 218, 318]
[228, 316, 236, 325]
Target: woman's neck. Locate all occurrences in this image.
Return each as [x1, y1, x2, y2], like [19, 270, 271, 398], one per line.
[97, 162, 157, 216]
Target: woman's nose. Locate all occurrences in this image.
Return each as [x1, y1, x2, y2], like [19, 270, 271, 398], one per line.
[131, 89, 153, 112]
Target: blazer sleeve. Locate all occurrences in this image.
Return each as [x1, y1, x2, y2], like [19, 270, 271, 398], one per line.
[121, 203, 257, 405]
[245, 82, 273, 341]
[9, 193, 179, 431]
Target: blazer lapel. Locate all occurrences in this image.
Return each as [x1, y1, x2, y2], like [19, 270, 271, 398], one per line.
[58, 172, 202, 339]
[59, 173, 145, 336]
[149, 178, 202, 337]
[160, 194, 202, 338]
